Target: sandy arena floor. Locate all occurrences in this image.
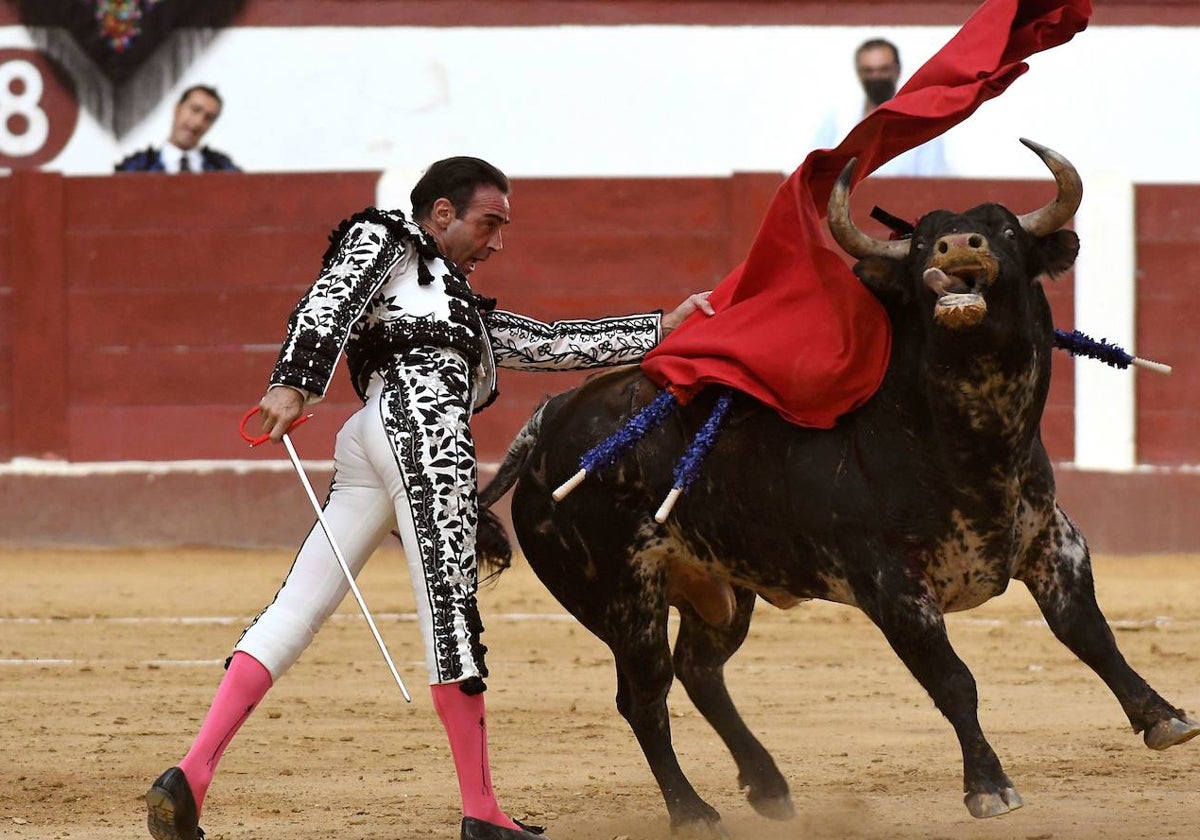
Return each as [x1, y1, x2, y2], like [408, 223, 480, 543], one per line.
[1, 547, 1198, 840]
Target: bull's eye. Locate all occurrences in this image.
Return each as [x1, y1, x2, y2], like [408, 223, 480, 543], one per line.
[1004, 227, 1016, 239]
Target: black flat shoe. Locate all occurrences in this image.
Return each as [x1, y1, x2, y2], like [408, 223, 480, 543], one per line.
[145, 766, 205, 840]
[461, 816, 548, 840]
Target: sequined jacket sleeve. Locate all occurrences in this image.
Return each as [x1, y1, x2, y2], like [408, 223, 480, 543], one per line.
[269, 220, 405, 400]
[483, 309, 662, 370]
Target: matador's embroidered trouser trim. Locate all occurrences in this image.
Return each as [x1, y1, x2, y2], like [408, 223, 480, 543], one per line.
[377, 348, 488, 683]
[232, 347, 487, 686]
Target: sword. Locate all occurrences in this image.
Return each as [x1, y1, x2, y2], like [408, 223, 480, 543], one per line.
[240, 407, 412, 703]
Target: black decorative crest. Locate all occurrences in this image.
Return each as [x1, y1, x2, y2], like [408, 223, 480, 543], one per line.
[8, 0, 245, 136]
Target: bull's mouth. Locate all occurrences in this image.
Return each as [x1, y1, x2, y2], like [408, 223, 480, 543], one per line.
[933, 291, 987, 328]
[944, 264, 991, 291]
[925, 266, 990, 329]
[925, 256, 998, 295]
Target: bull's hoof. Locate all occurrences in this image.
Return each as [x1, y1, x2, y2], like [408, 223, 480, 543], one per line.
[747, 792, 795, 821]
[965, 787, 1024, 819]
[672, 818, 732, 839]
[1144, 715, 1200, 750]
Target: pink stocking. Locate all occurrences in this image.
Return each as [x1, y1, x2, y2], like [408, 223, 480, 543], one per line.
[176, 651, 273, 816]
[431, 682, 519, 830]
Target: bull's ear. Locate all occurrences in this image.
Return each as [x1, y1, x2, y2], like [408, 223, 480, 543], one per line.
[1037, 229, 1080, 278]
[854, 256, 909, 303]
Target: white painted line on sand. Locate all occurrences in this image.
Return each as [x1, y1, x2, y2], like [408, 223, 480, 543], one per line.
[0, 611, 577, 625]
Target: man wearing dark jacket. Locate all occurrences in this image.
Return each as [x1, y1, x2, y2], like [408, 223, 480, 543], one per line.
[115, 84, 239, 173]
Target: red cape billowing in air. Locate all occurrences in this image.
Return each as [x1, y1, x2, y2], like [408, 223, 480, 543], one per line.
[641, 0, 1093, 428]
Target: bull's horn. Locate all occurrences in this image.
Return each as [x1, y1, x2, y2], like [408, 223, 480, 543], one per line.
[827, 158, 910, 261]
[1015, 138, 1083, 237]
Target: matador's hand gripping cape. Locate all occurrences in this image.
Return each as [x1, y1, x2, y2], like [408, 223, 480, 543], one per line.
[641, 0, 1093, 428]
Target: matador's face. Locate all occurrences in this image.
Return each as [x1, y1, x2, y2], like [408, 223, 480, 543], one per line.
[432, 184, 510, 275]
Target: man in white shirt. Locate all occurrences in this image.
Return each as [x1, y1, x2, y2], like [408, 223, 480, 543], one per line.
[813, 38, 950, 177]
[115, 85, 239, 173]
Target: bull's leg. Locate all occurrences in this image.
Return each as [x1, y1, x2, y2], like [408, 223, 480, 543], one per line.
[855, 562, 1022, 819]
[609, 589, 731, 839]
[513, 477, 727, 835]
[1016, 506, 1200, 748]
[673, 587, 794, 821]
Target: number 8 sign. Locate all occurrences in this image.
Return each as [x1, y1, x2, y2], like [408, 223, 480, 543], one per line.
[0, 49, 79, 169]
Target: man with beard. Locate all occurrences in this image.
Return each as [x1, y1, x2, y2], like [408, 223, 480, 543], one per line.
[813, 38, 951, 176]
[143, 155, 712, 840]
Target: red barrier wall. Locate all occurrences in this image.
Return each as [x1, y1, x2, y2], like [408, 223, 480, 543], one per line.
[1, 171, 377, 462]
[0, 170, 1115, 467]
[0, 178, 11, 461]
[1135, 184, 1200, 466]
[2, 170, 1196, 552]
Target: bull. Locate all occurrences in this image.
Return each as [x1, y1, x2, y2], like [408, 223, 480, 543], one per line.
[475, 140, 1199, 836]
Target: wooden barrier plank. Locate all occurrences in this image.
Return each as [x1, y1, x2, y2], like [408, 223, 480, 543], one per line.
[0, 177, 9, 460]
[67, 288, 307, 347]
[1043, 272, 1076, 463]
[1136, 187, 1200, 466]
[1138, 412, 1200, 466]
[0, 174, 10, 228]
[727, 171, 786, 266]
[66, 172, 380, 232]
[0, 286, 11, 346]
[70, 348, 272, 406]
[10, 172, 69, 458]
[0, 401, 10, 460]
[68, 404, 361, 461]
[67, 230, 330, 291]
[0, 348, 10, 405]
[70, 347, 363, 407]
[507, 176, 727, 231]
[1135, 185, 1200, 241]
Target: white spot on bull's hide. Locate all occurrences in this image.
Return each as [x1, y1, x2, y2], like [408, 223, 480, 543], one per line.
[1021, 507, 1092, 615]
[1057, 510, 1089, 576]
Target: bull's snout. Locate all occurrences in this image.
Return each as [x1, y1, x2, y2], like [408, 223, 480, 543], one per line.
[926, 233, 996, 295]
[936, 232, 986, 255]
[925, 232, 999, 330]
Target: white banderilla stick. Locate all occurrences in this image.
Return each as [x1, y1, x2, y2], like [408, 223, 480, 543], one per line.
[281, 433, 412, 703]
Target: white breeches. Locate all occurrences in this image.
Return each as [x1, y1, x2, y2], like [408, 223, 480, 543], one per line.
[233, 348, 487, 686]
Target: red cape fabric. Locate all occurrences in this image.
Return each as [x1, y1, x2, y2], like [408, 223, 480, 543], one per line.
[641, 0, 1092, 428]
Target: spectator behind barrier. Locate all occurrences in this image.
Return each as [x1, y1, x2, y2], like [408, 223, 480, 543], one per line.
[115, 84, 239, 173]
[813, 38, 950, 177]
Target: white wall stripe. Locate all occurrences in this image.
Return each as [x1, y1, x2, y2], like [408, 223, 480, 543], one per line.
[1071, 170, 1138, 470]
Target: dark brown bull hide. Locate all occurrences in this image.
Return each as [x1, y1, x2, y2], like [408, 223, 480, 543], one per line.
[477, 141, 1198, 837]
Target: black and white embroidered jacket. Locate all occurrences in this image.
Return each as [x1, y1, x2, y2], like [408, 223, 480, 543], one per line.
[269, 208, 662, 412]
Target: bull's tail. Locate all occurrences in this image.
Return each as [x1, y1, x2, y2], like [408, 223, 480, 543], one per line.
[476, 399, 551, 578]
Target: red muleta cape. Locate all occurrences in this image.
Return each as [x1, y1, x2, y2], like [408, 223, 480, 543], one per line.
[641, 0, 1092, 428]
